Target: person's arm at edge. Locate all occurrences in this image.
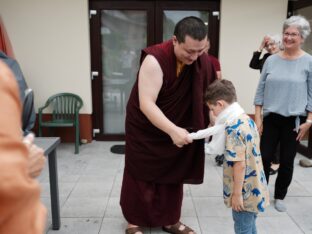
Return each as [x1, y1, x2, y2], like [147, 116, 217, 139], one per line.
[0, 61, 46, 234]
[138, 55, 192, 147]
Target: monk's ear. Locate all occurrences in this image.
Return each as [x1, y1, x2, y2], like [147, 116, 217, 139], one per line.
[172, 35, 178, 45]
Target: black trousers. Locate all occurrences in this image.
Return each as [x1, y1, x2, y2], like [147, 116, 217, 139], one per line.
[260, 113, 304, 200]
[272, 143, 280, 164]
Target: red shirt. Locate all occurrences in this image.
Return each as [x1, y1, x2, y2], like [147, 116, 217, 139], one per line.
[208, 54, 221, 72]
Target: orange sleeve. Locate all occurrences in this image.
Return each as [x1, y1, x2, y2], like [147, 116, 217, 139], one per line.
[0, 61, 46, 234]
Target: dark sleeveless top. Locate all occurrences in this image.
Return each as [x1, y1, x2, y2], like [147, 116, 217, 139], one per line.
[125, 40, 216, 184]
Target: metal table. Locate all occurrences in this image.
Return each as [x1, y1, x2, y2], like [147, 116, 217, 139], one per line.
[35, 137, 61, 230]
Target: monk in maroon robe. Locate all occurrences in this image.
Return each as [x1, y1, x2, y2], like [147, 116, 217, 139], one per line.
[120, 16, 216, 234]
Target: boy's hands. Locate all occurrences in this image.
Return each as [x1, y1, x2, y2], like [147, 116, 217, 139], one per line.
[232, 193, 245, 212]
[232, 161, 246, 212]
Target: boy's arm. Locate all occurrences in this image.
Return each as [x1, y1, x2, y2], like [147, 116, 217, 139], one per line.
[232, 160, 246, 212]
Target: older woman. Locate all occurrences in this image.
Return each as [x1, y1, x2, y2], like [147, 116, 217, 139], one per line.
[249, 34, 282, 72]
[254, 15, 312, 212]
[250, 34, 283, 176]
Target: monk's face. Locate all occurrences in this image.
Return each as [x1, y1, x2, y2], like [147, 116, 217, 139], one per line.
[173, 35, 207, 65]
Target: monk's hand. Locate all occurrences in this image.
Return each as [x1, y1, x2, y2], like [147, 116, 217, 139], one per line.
[170, 126, 193, 148]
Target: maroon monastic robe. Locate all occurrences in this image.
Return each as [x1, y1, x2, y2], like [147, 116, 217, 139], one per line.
[125, 40, 216, 184]
[120, 40, 216, 226]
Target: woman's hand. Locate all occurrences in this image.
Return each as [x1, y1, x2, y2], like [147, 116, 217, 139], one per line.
[296, 122, 312, 141]
[259, 35, 270, 51]
[254, 115, 263, 135]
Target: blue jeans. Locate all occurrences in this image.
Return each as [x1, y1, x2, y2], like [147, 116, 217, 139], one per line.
[232, 210, 257, 234]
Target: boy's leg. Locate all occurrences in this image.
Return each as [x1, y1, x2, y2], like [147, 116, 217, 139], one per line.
[252, 213, 257, 234]
[232, 210, 257, 234]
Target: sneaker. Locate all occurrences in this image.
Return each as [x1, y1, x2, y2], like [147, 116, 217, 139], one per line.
[215, 154, 224, 166]
[274, 199, 287, 212]
[299, 159, 312, 167]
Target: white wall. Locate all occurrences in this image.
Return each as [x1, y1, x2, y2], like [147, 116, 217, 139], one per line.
[0, 0, 92, 114]
[219, 0, 288, 113]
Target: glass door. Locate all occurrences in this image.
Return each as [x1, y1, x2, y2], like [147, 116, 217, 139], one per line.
[90, 2, 154, 140]
[101, 10, 147, 134]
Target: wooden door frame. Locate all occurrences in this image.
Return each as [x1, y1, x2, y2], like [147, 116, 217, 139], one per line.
[288, 0, 312, 12]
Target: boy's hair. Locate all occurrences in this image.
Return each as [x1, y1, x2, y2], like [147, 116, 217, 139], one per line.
[204, 79, 237, 104]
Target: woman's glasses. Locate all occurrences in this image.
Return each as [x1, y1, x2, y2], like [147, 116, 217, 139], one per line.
[283, 32, 300, 38]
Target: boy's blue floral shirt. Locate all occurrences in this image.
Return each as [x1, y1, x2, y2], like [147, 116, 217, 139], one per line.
[223, 113, 269, 213]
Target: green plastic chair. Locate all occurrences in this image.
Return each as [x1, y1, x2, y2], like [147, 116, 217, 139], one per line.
[38, 93, 83, 154]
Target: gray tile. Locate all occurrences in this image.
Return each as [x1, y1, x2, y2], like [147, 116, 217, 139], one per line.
[257, 216, 304, 234]
[110, 173, 123, 197]
[38, 142, 312, 234]
[46, 218, 101, 234]
[104, 197, 123, 218]
[285, 197, 312, 216]
[61, 197, 109, 218]
[41, 196, 68, 219]
[40, 182, 76, 198]
[181, 197, 197, 217]
[190, 176, 222, 197]
[198, 217, 234, 234]
[193, 197, 231, 217]
[69, 182, 113, 197]
[289, 215, 312, 234]
[285, 180, 311, 197]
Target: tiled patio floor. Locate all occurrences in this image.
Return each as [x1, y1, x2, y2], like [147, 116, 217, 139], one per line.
[39, 141, 312, 234]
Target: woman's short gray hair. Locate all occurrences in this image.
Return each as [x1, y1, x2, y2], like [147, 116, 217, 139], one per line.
[283, 15, 311, 40]
[268, 34, 283, 49]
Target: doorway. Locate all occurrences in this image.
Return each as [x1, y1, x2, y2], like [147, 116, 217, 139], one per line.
[89, 0, 220, 140]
